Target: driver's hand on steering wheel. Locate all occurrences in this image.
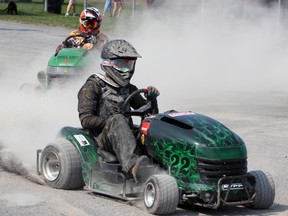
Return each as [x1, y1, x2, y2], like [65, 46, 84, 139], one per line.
[145, 86, 160, 100]
[65, 38, 78, 48]
[87, 35, 97, 44]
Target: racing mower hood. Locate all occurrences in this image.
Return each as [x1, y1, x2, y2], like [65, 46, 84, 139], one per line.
[141, 111, 247, 162]
[49, 48, 90, 67]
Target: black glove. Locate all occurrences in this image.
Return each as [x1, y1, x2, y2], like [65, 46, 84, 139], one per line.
[145, 86, 160, 100]
[87, 35, 97, 44]
[63, 39, 72, 48]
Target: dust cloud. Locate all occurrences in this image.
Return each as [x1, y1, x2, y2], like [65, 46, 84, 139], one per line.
[0, 25, 82, 179]
[0, 141, 44, 184]
[0, 70, 83, 174]
[125, 0, 288, 110]
[1, 0, 288, 180]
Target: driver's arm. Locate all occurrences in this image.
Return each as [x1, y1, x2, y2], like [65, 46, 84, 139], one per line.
[78, 77, 106, 133]
[55, 30, 79, 52]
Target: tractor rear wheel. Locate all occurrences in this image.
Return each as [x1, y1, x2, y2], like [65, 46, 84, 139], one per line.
[40, 138, 84, 189]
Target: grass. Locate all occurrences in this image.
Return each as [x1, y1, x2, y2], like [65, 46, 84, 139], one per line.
[0, 0, 148, 34]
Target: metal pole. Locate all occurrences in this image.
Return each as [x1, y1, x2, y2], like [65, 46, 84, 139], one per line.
[275, 0, 282, 34]
[132, 0, 135, 19]
[44, 0, 47, 12]
[278, 0, 282, 23]
[84, 0, 87, 9]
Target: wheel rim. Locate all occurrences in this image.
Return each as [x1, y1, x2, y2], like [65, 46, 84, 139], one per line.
[42, 152, 60, 181]
[144, 182, 156, 208]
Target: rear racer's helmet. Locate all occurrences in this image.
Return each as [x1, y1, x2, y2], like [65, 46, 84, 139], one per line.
[79, 7, 102, 35]
[100, 39, 141, 87]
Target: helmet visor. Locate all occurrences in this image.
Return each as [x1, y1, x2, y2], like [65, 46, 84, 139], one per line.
[81, 19, 98, 29]
[101, 59, 136, 73]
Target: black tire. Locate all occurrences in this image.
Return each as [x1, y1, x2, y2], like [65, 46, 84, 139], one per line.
[144, 174, 179, 215]
[40, 138, 84, 189]
[247, 170, 275, 209]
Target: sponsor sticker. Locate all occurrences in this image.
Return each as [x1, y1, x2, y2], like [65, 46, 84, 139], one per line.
[222, 183, 244, 190]
[74, 134, 90, 146]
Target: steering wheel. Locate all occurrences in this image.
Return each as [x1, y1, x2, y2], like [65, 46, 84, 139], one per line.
[63, 34, 92, 48]
[122, 88, 157, 118]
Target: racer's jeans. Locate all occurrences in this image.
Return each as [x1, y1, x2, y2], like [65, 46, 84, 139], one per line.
[97, 114, 139, 173]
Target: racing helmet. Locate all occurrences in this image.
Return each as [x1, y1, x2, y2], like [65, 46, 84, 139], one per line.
[100, 39, 141, 87]
[79, 7, 102, 35]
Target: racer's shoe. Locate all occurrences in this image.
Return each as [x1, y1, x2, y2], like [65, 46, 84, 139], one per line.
[131, 155, 150, 183]
[65, 13, 70, 17]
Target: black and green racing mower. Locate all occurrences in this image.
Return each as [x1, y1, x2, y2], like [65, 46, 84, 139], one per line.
[36, 88, 275, 215]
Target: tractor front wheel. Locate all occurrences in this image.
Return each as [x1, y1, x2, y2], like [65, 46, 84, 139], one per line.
[144, 174, 179, 215]
[246, 170, 275, 209]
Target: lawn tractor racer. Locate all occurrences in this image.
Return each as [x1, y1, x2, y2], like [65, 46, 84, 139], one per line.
[21, 34, 99, 92]
[37, 88, 275, 215]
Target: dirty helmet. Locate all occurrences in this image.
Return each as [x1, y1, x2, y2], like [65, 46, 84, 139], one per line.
[100, 39, 141, 87]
